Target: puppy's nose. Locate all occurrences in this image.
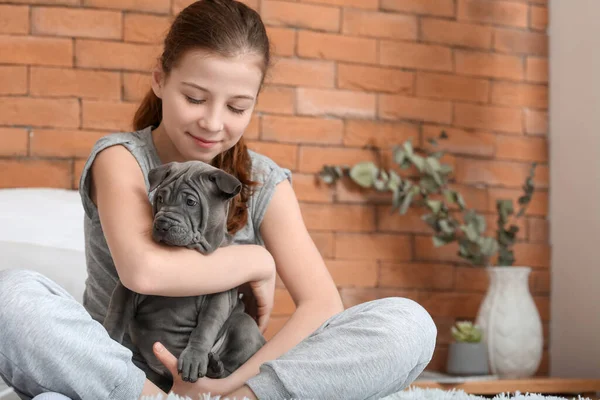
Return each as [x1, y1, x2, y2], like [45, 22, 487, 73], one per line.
[155, 219, 173, 232]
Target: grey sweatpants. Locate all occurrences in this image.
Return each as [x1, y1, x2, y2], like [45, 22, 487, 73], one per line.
[0, 269, 437, 400]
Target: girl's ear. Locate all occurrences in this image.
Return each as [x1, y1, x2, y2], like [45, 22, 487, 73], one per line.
[151, 66, 165, 99]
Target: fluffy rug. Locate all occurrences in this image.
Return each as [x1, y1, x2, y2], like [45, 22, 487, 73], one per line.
[141, 386, 592, 400]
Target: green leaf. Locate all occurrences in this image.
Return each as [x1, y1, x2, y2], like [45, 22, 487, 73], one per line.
[393, 147, 406, 166]
[426, 199, 442, 214]
[427, 138, 438, 146]
[373, 179, 387, 191]
[420, 176, 439, 194]
[399, 189, 414, 215]
[439, 219, 454, 235]
[430, 151, 444, 159]
[439, 165, 453, 175]
[433, 235, 452, 247]
[440, 130, 449, 139]
[480, 237, 499, 257]
[391, 186, 402, 213]
[409, 153, 425, 172]
[349, 162, 378, 188]
[387, 170, 401, 191]
[421, 213, 438, 230]
[497, 199, 514, 223]
[403, 140, 414, 156]
[461, 224, 479, 242]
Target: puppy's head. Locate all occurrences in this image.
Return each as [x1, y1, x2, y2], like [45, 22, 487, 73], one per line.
[147, 161, 241, 254]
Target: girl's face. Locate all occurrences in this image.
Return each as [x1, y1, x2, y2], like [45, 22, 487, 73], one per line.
[151, 49, 263, 163]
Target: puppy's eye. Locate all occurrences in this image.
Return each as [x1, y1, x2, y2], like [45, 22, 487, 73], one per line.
[186, 198, 197, 207]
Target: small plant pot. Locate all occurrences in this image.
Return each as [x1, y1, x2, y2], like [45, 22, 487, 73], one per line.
[446, 342, 489, 376]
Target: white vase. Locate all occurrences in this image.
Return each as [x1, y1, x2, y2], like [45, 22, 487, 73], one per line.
[475, 266, 543, 378]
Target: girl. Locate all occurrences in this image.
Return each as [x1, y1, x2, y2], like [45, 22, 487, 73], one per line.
[0, 1, 437, 399]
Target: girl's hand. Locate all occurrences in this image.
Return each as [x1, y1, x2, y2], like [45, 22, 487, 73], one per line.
[152, 342, 235, 397]
[248, 267, 276, 334]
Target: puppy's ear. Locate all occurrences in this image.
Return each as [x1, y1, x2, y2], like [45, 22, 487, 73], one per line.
[148, 162, 179, 192]
[208, 170, 242, 200]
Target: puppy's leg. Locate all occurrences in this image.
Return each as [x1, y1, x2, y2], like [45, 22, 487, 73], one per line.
[179, 292, 231, 382]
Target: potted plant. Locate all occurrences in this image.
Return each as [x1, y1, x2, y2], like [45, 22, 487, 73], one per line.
[447, 321, 489, 376]
[319, 132, 543, 378]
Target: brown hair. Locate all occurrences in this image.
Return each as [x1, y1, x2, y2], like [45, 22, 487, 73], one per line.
[133, 0, 270, 235]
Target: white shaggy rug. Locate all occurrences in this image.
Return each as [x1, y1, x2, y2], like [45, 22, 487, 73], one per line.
[141, 386, 593, 400]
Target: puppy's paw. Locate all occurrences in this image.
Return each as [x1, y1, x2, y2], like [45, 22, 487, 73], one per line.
[178, 346, 210, 382]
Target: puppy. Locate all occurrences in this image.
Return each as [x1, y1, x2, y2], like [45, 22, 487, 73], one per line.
[103, 161, 266, 382]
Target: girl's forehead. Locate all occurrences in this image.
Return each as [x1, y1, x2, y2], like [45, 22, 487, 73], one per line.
[172, 49, 263, 96]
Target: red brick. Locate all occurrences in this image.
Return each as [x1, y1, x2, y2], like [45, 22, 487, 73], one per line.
[266, 27, 296, 57]
[488, 188, 548, 217]
[4, 0, 77, 3]
[0, 35, 72, 67]
[454, 103, 522, 134]
[300, 203, 376, 232]
[123, 72, 151, 102]
[379, 94, 452, 124]
[0, 160, 72, 189]
[0, 128, 28, 156]
[0, 66, 27, 95]
[380, 41, 452, 72]
[338, 64, 414, 94]
[246, 141, 297, 171]
[262, 115, 343, 144]
[421, 18, 492, 50]
[379, 262, 454, 290]
[30, 67, 121, 100]
[272, 288, 296, 316]
[416, 72, 490, 103]
[377, 206, 432, 234]
[535, 295, 550, 321]
[513, 243, 550, 268]
[458, 0, 528, 28]
[76, 39, 161, 71]
[528, 218, 549, 243]
[344, 120, 418, 148]
[83, 0, 170, 13]
[526, 57, 549, 83]
[525, 110, 548, 135]
[495, 135, 548, 163]
[326, 259, 378, 288]
[422, 125, 495, 157]
[531, 270, 550, 294]
[297, 88, 376, 118]
[82, 100, 138, 131]
[124, 14, 172, 44]
[335, 183, 398, 206]
[262, 1, 340, 32]
[415, 235, 463, 263]
[32, 7, 121, 39]
[455, 159, 548, 188]
[298, 31, 377, 64]
[448, 184, 489, 212]
[455, 50, 524, 81]
[30, 129, 107, 158]
[530, 6, 548, 31]
[419, 291, 484, 318]
[342, 9, 417, 40]
[335, 233, 412, 261]
[297, 0, 377, 10]
[298, 146, 377, 173]
[380, 0, 455, 17]
[293, 174, 335, 203]
[491, 82, 548, 109]
[494, 28, 548, 56]
[0, 5, 29, 34]
[0, 97, 79, 128]
[455, 266, 489, 292]
[255, 86, 295, 115]
[310, 231, 335, 258]
[339, 288, 420, 309]
[267, 58, 335, 88]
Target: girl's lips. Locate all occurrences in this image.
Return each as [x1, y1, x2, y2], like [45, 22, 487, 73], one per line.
[187, 132, 219, 148]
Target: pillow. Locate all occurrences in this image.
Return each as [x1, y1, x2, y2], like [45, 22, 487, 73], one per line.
[0, 188, 84, 252]
[0, 241, 87, 304]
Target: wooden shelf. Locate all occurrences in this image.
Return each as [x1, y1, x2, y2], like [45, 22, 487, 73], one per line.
[409, 378, 600, 396]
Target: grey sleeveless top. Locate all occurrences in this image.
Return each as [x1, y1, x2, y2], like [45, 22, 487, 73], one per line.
[78, 126, 292, 323]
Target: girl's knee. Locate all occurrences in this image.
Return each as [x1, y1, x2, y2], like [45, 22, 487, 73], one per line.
[0, 269, 52, 321]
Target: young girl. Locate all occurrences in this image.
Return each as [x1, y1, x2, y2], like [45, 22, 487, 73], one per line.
[0, 1, 437, 399]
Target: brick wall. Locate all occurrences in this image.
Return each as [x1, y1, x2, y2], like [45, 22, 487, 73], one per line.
[0, 0, 549, 374]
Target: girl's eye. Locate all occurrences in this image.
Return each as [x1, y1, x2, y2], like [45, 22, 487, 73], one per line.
[186, 198, 198, 207]
[228, 106, 246, 115]
[185, 95, 205, 105]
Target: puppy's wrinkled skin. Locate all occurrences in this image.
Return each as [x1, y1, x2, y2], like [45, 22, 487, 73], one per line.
[103, 161, 266, 382]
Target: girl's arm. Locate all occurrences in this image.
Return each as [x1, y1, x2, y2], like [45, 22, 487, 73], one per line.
[90, 145, 274, 296]
[226, 178, 345, 389]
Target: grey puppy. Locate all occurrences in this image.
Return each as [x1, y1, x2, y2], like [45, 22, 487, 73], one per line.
[102, 161, 266, 383]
